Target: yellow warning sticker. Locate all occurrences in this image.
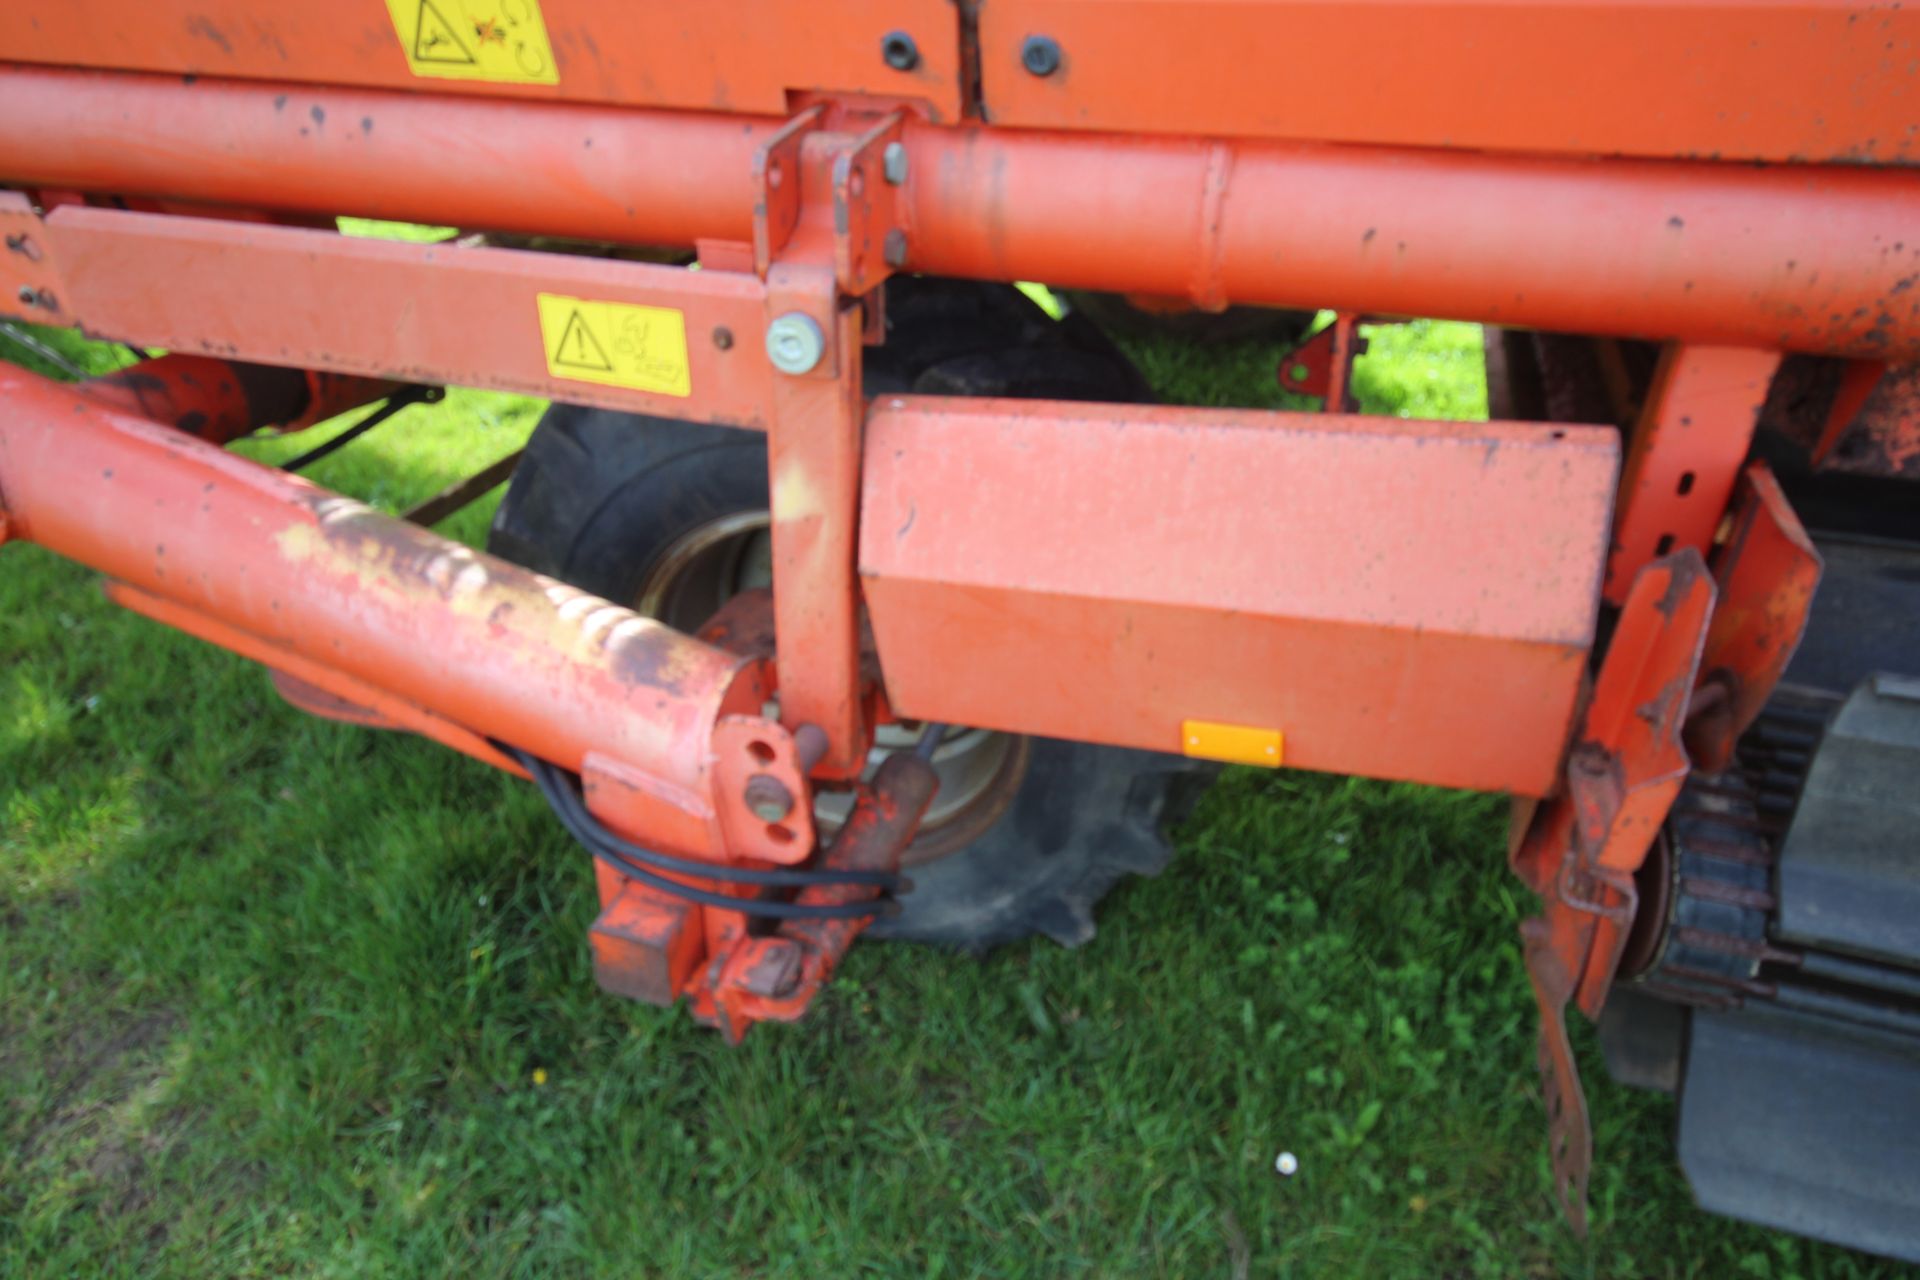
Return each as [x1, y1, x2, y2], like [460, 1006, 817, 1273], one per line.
[384, 0, 558, 85]
[536, 294, 692, 398]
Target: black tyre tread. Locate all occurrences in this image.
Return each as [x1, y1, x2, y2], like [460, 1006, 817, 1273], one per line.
[866, 740, 1214, 951]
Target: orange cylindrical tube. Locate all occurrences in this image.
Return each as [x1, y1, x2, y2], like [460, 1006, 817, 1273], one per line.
[2, 66, 1917, 356]
[904, 125, 1920, 360]
[0, 64, 771, 246]
[0, 361, 755, 793]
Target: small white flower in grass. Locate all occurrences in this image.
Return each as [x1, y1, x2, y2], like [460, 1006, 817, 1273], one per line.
[1274, 1151, 1299, 1177]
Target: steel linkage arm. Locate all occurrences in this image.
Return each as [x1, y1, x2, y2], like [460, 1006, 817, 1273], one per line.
[1510, 459, 1823, 1233]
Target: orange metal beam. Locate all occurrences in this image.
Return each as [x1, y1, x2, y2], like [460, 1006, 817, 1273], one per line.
[975, 0, 1920, 163]
[859, 397, 1620, 797]
[3, 68, 1918, 358]
[902, 125, 1920, 361]
[1604, 346, 1783, 604]
[46, 206, 776, 427]
[0, 359, 772, 856]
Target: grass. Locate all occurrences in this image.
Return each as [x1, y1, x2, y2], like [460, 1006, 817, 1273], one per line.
[0, 304, 1901, 1279]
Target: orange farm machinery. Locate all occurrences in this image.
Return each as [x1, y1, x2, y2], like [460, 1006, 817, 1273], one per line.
[2, 0, 1918, 1257]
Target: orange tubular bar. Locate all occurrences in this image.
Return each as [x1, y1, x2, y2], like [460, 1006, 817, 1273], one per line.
[902, 126, 1920, 361]
[1, 68, 1917, 358]
[0, 65, 770, 247]
[0, 361, 761, 811]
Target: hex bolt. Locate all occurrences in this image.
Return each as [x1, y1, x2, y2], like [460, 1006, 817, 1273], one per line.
[765, 312, 826, 375]
[881, 31, 920, 71]
[1021, 34, 1063, 77]
[736, 938, 805, 999]
[712, 325, 735, 351]
[883, 229, 909, 269]
[744, 773, 795, 822]
[882, 141, 909, 186]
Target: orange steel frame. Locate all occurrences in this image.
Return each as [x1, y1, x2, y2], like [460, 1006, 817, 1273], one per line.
[1, 0, 1914, 1229]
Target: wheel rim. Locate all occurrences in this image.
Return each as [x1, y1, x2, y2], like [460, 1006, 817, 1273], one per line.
[634, 513, 1026, 859]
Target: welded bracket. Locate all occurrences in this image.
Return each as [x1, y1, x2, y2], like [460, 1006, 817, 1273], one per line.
[1511, 550, 1717, 1229]
[1277, 312, 1371, 411]
[751, 105, 824, 276]
[1686, 462, 1822, 772]
[694, 751, 938, 1043]
[1605, 345, 1781, 604]
[830, 111, 908, 297]
[0, 192, 64, 323]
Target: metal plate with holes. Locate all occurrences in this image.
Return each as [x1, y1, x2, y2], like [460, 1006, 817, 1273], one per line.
[0, 1, 964, 120]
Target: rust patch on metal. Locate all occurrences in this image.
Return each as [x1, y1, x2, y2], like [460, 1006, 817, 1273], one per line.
[282, 492, 742, 698]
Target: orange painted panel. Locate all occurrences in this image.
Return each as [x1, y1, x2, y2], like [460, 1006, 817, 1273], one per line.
[47, 207, 778, 428]
[859, 399, 1619, 796]
[0, 0, 963, 119]
[978, 0, 1920, 162]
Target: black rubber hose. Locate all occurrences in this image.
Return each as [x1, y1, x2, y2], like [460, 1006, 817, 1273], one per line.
[523, 749, 900, 889]
[509, 748, 899, 920]
[279, 385, 440, 473]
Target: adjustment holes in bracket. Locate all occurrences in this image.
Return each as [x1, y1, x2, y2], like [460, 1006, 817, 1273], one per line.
[1676, 470, 1696, 496]
[747, 739, 777, 765]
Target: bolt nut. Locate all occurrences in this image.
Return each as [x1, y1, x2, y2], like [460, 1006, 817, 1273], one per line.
[883, 228, 909, 269]
[882, 141, 909, 186]
[881, 30, 920, 71]
[744, 773, 795, 822]
[735, 938, 805, 999]
[1021, 34, 1063, 77]
[765, 312, 826, 375]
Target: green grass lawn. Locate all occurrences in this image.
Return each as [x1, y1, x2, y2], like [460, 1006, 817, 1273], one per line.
[0, 307, 1899, 1279]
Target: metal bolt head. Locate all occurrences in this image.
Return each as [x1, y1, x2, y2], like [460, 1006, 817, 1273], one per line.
[881, 30, 920, 71]
[712, 325, 735, 351]
[1021, 34, 1063, 76]
[765, 312, 826, 375]
[744, 773, 795, 822]
[16, 285, 36, 306]
[883, 229, 909, 269]
[882, 141, 909, 186]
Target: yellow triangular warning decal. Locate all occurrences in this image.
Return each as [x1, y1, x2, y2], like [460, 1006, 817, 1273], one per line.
[413, 0, 476, 65]
[551, 309, 615, 372]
